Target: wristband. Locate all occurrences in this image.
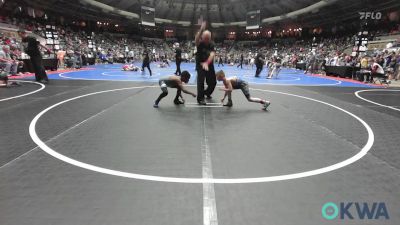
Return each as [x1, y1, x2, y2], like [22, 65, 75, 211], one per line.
[206, 59, 212, 65]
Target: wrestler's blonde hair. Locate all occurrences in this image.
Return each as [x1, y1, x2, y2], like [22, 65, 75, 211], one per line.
[216, 70, 225, 79]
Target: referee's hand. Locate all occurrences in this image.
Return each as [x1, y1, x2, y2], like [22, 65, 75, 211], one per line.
[201, 62, 209, 71]
[200, 21, 207, 31]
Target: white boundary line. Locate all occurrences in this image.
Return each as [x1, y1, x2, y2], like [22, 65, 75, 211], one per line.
[201, 110, 218, 225]
[302, 75, 343, 86]
[1, 86, 144, 170]
[0, 80, 45, 102]
[29, 85, 375, 184]
[186, 105, 223, 108]
[101, 71, 140, 77]
[0, 146, 39, 170]
[355, 89, 400, 112]
[185, 102, 222, 108]
[59, 71, 159, 82]
[60, 71, 124, 81]
[186, 103, 221, 105]
[59, 70, 343, 86]
[241, 70, 343, 86]
[242, 74, 301, 81]
[250, 80, 341, 86]
[1, 107, 106, 170]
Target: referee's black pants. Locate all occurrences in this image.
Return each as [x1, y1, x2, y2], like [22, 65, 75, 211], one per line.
[197, 68, 216, 102]
[175, 60, 182, 75]
[30, 55, 48, 82]
[142, 63, 152, 76]
[255, 64, 263, 77]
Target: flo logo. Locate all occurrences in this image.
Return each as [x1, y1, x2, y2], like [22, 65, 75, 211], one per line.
[359, 12, 382, 20]
[321, 202, 389, 220]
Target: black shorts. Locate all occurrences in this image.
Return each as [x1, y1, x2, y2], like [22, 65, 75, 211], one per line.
[235, 80, 250, 98]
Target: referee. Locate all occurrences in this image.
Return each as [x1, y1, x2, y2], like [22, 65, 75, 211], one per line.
[174, 43, 182, 75]
[141, 51, 152, 76]
[195, 21, 216, 105]
[255, 52, 264, 77]
[18, 29, 51, 84]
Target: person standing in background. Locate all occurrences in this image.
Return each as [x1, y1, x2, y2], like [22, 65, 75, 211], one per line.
[141, 51, 152, 76]
[0, 45, 18, 76]
[255, 52, 264, 77]
[218, 55, 224, 67]
[237, 53, 244, 69]
[174, 43, 182, 75]
[18, 29, 50, 84]
[57, 48, 66, 69]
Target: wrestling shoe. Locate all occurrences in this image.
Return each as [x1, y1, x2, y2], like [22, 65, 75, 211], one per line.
[263, 101, 271, 110]
[198, 100, 207, 105]
[153, 102, 159, 108]
[39, 79, 49, 84]
[174, 99, 184, 105]
[223, 101, 233, 107]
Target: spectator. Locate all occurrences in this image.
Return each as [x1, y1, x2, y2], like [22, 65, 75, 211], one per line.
[0, 45, 18, 76]
[367, 58, 385, 83]
[57, 48, 66, 69]
[395, 53, 400, 81]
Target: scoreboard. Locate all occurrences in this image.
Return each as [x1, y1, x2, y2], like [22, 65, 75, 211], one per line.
[141, 6, 155, 26]
[246, 10, 260, 30]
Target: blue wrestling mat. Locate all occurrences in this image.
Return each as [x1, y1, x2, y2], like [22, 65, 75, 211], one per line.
[47, 63, 378, 88]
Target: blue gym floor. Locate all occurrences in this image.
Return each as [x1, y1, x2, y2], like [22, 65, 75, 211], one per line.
[47, 63, 378, 88]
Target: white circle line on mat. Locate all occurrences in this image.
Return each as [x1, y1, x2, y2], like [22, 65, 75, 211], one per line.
[242, 74, 301, 81]
[355, 89, 400, 112]
[29, 86, 374, 183]
[59, 71, 159, 82]
[0, 80, 45, 102]
[101, 71, 140, 77]
[60, 71, 342, 86]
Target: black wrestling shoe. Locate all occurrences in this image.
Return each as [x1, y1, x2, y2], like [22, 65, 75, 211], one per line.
[206, 95, 212, 100]
[39, 79, 49, 84]
[263, 101, 271, 110]
[223, 101, 233, 107]
[198, 100, 207, 105]
[174, 99, 184, 105]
